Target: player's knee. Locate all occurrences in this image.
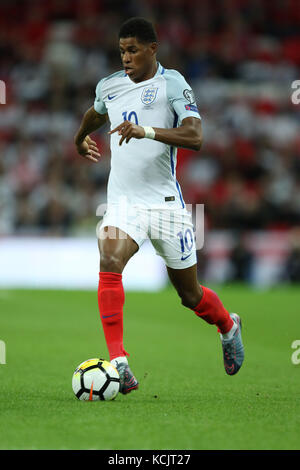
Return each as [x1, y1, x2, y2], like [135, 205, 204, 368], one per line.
[100, 253, 124, 273]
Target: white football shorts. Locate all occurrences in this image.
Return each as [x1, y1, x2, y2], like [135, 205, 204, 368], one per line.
[98, 205, 197, 269]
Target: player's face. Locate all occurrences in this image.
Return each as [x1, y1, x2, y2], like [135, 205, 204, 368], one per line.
[119, 37, 157, 83]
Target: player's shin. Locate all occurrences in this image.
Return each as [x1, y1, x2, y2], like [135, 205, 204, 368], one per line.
[97, 272, 129, 360]
[193, 285, 234, 334]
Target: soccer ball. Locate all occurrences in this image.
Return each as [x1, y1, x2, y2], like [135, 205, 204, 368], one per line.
[72, 358, 120, 401]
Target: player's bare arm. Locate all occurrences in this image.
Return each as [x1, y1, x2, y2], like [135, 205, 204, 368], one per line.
[74, 106, 108, 162]
[109, 116, 202, 151]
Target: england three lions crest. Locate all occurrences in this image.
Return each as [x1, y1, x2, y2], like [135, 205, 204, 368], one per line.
[141, 87, 158, 105]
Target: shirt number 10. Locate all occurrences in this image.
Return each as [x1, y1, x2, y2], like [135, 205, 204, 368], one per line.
[122, 111, 139, 124]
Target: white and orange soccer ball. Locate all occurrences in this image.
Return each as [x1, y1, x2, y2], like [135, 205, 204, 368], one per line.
[72, 358, 120, 401]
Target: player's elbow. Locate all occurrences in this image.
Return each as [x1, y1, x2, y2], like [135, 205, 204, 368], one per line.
[190, 134, 203, 151]
[195, 136, 203, 151]
[181, 118, 203, 151]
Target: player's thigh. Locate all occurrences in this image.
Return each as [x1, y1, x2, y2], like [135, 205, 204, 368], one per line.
[98, 226, 139, 273]
[149, 208, 202, 307]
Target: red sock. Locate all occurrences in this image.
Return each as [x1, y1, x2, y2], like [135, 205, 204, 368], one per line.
[98, 272, 129, 360]
[193, 286, 234, 334]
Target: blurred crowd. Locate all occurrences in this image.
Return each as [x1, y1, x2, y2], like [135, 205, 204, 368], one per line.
[0, 0, 299, 244]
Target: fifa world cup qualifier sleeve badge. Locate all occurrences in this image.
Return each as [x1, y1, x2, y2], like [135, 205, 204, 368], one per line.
[183, 89, 196, 104]
[183, 89, 199, 113]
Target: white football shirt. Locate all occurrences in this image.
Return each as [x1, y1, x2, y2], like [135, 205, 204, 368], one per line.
[94, 62, 201, 209]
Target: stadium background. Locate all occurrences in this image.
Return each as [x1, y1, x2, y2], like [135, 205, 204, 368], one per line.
[0, 0, 299, 289]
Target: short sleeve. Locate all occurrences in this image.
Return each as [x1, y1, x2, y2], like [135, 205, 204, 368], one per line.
[94, 79, 108, 115]
[165, 70, 201, 123]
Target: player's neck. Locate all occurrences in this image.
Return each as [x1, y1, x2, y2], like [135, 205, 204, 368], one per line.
[132, 61, 158, 83]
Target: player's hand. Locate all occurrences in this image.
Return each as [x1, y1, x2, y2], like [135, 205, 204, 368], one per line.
[75, 135, 101, 162]
[108, 120, 145, 146]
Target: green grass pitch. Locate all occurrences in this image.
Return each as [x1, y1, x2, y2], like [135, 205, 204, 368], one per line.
[0, 285, 299, 450]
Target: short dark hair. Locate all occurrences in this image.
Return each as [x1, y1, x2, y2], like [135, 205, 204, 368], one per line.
[119, 17, 157, 44]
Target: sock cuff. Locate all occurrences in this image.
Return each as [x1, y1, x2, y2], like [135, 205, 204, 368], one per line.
[99, 272, 122, 283]
[194, 285, 207, 313]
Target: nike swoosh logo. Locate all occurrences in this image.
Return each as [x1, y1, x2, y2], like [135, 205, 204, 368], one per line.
[102, 312, 119, 319]
[89, 381, 94, 401]
[181, 253, 192, 261]
[108, 94, 117, 100]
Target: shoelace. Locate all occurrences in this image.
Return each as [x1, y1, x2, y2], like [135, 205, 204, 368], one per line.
[117, 364, 132, 386]
[117, 363, 126, 378]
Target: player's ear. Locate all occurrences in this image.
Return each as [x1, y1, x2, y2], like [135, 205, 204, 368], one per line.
[149, 42, 158, 56]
